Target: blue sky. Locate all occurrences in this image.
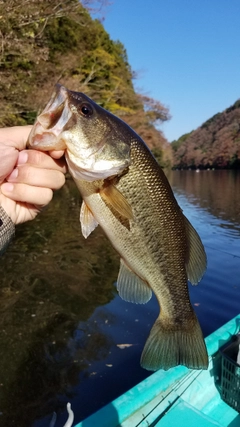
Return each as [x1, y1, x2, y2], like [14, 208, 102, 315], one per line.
[102, 0, 240, 142]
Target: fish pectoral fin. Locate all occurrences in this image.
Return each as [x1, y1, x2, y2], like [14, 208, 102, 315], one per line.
[80, 201, 99, 238]
[117, 259, 152, 304]
[184, 216, 207, 285]
[100, 185, 133, 220]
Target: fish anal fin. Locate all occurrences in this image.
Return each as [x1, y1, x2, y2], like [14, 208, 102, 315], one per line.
[80, 201, 98, 238]
[184, 216, 207, 285]
[140, 312, 208, 371]
[100, 185, 133, 220]
[117, 259, 152, 304]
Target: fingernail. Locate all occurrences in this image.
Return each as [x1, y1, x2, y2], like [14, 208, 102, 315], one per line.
[1, 183, 14, 192]
[8, 168, 18, 181]
[17, 151, 28, 165]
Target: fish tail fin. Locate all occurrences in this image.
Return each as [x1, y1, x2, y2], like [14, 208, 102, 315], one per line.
[140, 312, 208, 371]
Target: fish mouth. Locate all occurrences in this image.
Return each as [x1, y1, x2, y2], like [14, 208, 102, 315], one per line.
[27, 85, 71, 150]
[28, 84, 114, 158]
[28, 84, 131, 181]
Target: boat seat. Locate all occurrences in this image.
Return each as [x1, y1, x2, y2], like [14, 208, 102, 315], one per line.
[154, 398, 223, 427]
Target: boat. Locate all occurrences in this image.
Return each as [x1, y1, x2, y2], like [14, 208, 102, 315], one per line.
[72, 314, 240, 427]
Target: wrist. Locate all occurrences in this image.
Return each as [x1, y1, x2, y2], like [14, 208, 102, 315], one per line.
[0, 193, 17, 224]
[0, 204, 15, 254]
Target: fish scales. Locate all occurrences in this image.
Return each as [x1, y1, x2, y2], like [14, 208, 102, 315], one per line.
[27, 84, 208, 371]
[76, 139, 193, 317]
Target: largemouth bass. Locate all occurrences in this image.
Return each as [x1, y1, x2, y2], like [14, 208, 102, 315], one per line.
[28, 84, 208, 371]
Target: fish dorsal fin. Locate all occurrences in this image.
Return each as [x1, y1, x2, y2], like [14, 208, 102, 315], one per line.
[184, 216, 207, 285]
[100, 184, 133, 220]
[80, 201, 99, 238]
[117, 259, 152, 304]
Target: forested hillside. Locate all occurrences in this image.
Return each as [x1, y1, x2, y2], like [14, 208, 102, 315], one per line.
[172, 100, 240, 169]
[0, 0, 172, 167]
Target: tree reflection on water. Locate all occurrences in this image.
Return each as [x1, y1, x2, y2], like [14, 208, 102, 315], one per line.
[0, 179, 119, 427]
[169, 169, 240, 226]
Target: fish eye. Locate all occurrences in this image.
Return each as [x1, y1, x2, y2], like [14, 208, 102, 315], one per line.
[80, 103, 93, 117]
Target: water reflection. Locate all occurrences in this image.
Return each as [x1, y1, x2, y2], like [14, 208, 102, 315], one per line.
[0, 172, 240, 426]
[169, 170, 240, 227]
[0, 179, 120, 426]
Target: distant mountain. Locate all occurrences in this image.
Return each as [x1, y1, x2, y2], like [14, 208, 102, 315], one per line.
[172, 100, 240, 169]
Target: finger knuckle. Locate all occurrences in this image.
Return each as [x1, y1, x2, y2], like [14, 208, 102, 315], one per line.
[30, 150, 44, 165]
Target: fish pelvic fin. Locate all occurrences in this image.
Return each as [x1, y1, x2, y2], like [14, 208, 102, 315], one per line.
[184, 216, 207, 285]
[117, 259, 152, 304]
[80, 201, 98, 238]
[140, 312, 208, 371]
[100, 184, 133, 220]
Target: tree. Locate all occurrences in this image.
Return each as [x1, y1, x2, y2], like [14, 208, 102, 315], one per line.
[0, 0, 172, 166]
[172, 101, 240, 169]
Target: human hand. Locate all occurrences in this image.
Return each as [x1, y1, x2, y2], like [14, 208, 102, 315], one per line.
[0, 126, 67, 224]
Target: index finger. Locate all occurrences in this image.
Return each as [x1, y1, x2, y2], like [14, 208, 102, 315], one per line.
[20, 149, 67, 173]
[0, 126, 32, 150]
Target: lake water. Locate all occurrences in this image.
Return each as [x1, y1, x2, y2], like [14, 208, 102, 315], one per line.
[0, 170, 240, 427]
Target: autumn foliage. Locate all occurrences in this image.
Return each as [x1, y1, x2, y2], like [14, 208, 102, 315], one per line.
[0, 0, 172, 167]
[172, 100, 240, 169]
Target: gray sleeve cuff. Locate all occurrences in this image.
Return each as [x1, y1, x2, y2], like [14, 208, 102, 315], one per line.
[0, 205, 15, 255]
